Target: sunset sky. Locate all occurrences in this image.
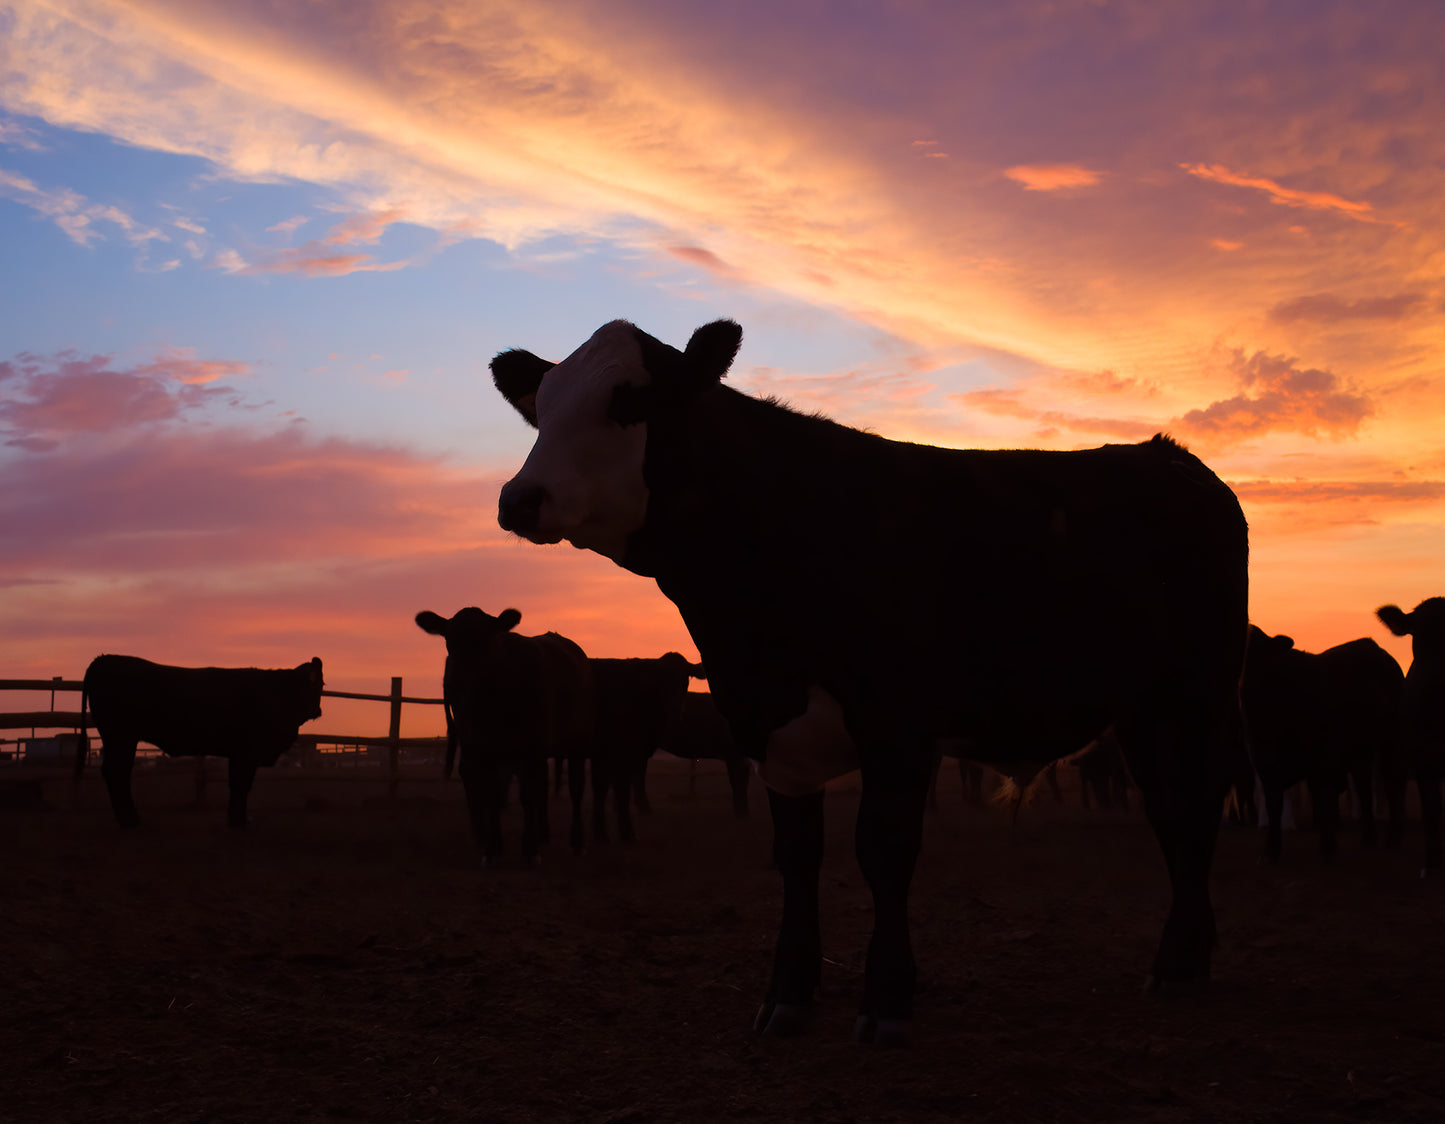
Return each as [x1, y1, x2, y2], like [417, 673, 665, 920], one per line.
[3, 1, 1443, 738]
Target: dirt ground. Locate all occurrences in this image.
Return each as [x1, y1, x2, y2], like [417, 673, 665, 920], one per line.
[4, 758, 1445, 1124]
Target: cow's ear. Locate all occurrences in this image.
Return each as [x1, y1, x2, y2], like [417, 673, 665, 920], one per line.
[684, 320, 742, 383]
[498, 608, 522, 632]
[1377, 604, 1412, 636]
[490, 349, 555, 428]
[1276, 635, 1296, 650]
[309, 658, 324, 686]
[416, 610, 449, 636]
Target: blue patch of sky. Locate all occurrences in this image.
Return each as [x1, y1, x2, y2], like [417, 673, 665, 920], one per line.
[3, 118, 988, 466]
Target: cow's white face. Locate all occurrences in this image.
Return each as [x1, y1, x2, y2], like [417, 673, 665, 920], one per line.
[501, 321, 651, 562]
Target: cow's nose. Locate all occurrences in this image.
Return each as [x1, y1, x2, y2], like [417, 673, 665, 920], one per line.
[498, 479, 546, 533]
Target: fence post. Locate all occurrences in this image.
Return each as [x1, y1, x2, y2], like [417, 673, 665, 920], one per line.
[388, 676, 402, 800]
[194, 755, 208, 807]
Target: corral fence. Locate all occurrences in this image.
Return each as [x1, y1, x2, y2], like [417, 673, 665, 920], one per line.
[0, 675, 449, 800]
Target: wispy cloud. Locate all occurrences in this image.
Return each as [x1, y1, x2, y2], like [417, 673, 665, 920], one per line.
[0, 117, 46, 150]
[1182, 163, 1392, 225]
[0, 166, 165, 247]
[1004, 165, 1102, 192]
[266, 214, 309, 238]
[1268, 291, 1426, 324]
[242, 208, 411, 276]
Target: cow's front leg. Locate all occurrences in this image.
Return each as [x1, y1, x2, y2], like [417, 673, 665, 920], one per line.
[458, 752, 504, 861]
[755, 787, 823, 1038]
[100, 736, 141, 828]
[226, 756, 257, 828]
[853, 762, 928, 1047]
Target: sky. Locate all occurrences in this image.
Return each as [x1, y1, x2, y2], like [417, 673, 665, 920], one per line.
[2, 0, 1443, 739]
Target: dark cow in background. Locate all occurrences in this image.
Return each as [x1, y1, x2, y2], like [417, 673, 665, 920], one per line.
[1377, 598, 1445, 874]
[416, 607, 590, 864]
[493, 318, 1249, 1045]
[660, 689, 754, 818]
[79, 654, 323, 829]
[584, 653, 706, 847]
[1242, 626, 1404, 861]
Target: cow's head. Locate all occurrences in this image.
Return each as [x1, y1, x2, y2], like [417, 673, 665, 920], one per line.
[491, 318, 743, 562]
[292, 656, 324, 721]
[1377, 597, 1445, 662]
[416, 606, 522, 659]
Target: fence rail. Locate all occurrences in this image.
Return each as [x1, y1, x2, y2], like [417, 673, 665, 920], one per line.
[1, 673, 448, 799]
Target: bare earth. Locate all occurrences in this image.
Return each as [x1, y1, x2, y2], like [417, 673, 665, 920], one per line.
[4, 760, 1445, 1123]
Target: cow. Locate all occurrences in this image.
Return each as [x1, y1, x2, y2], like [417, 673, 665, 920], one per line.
[78, 654, 323, 829]
[416, 607, 591, 864]
[582, 653, 706, 846]
[1242, 626, 1404, 861]
[491, 318, 1249, 1045]
[1377, 598, 1445, 874]
[659, 689, 754, 819]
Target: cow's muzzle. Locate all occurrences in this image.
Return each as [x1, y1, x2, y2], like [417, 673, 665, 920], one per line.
[498, 478, 547, 535]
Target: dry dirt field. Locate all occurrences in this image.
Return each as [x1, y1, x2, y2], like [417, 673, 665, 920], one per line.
[4, 758, 1445, 1123]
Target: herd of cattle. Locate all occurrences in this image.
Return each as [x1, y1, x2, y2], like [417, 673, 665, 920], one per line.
[66, 318, 1445, 1046]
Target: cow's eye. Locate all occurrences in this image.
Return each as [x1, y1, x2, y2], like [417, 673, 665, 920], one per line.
[608, 382, 653, 427]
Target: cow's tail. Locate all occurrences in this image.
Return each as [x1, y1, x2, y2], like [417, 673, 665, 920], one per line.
[442, 698, 457, 780]
[73, 680, 91, 790]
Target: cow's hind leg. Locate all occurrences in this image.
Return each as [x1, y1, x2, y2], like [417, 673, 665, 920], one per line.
[1119, 712, 1232, 989]
[1308, 775, 1340, 861]
[852, 753, 930, 1047]
[726, 754, 751, 818]
[1261, 778, 1285, 862]
[1416, 757, 1443, 876]
[1353, 762, 1378, 847]
[226, 756, 258, 828]
[100, 735, 141, 828]
[567, 753, 587, 853]
[756, 787, 824, 1038]
[518, 754, 548, 863]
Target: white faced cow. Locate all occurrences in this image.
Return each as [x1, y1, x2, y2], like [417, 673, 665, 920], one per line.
[1377, 598, 1445, 874]
[492, 319, 1249, 1045]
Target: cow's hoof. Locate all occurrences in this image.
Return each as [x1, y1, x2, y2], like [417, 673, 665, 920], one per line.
[1143, 974, 1210, 997]
[853, 1015, 911, 1048]
[754, 1002, 810, 1038]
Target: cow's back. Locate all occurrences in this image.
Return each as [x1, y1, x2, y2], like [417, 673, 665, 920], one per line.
[85, 654, 318, 761]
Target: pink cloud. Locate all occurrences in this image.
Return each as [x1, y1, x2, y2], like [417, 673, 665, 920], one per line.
[1004, 165, 1102, 191]
[0, 351, 234, 440]
[667, 244, 739, 277]
[242, 210, 412, 276]
[322, 208, 405, 245]
[134, 347, 250, 385]
[242, 247, 405, 277]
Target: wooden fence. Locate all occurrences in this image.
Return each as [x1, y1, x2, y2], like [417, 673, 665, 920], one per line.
[0, 675, 448, 799]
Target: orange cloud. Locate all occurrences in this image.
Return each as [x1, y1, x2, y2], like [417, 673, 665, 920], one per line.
[1004, 165, 1102, 191]
[1176, 349, 1373, 442]
[1181, 163, 1389, 224]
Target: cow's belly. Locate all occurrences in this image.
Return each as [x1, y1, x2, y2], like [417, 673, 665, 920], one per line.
[759, 686, 859, 796]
